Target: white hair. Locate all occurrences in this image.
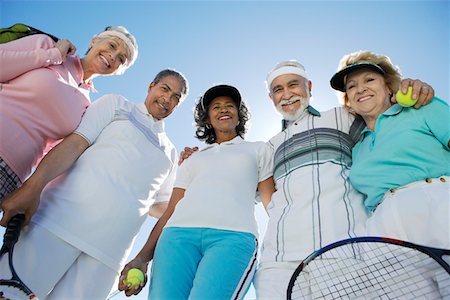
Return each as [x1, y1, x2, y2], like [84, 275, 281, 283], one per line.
[94, 25, 139, 75]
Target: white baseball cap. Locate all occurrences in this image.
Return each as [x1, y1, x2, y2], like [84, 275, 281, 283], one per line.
[266, 60, 309, 90]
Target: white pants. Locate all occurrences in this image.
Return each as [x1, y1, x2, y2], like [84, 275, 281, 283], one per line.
[368, 177, 450, 299]
[254, 261, 300, 300]
[367, 176, 450, 249]
[0, 222, 118, 300]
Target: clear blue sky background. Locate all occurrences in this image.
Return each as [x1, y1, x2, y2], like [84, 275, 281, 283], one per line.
[1, 0, 449, 299]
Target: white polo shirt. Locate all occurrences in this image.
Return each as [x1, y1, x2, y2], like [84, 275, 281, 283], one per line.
[33, 94, 177, 271]
[166, 137, 273, 237]
[260, 106, 368, 265]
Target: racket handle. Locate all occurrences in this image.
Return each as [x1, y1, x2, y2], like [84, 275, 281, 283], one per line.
[1, 214, 25, 254]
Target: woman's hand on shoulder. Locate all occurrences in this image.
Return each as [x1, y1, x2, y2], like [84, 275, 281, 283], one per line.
[54, 39, 76, 62]
[394, 78, 434, 108]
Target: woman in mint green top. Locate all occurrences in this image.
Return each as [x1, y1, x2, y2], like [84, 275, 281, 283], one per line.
[330, 50, 449, 298]
[349, 97, 449, 211]
[330, 50, 449, 251]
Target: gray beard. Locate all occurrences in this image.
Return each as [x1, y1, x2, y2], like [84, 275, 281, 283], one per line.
[276, 97, 309, 121]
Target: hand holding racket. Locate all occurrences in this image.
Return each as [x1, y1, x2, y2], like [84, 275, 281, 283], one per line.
[287, 236, 450, 300]
[0, 183, 41, 228]
[0, 214, 38, 300]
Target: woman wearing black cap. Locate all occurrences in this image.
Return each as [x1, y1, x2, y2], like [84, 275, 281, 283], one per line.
[118, 84, 275, 299]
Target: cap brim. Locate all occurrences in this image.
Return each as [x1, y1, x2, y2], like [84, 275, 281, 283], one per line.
[330, 62, 385, 92]
[202, 85, 241, 109]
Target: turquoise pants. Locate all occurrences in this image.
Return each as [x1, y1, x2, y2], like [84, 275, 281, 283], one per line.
[148, 227, 257, 300]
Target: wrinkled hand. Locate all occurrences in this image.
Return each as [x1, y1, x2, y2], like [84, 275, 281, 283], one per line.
[54, 39, 76, 62]
[118, 258, 149, 297]
[178, 146, 199, 165]
[0, 182, 41, 227]
[392, 78, 434, 108]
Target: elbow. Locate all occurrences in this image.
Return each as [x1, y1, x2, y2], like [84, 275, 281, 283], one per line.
[149, 202, 169, 219]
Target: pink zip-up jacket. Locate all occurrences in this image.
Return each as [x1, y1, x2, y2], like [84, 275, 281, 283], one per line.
[0, 34, 92, 182]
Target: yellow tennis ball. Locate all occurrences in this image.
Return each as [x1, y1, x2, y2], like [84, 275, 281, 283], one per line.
[396, 86, 417, 107]
[123, 268, 145, 289]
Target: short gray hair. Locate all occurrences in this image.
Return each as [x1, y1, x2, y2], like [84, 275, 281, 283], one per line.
[153, 69, 189, 103]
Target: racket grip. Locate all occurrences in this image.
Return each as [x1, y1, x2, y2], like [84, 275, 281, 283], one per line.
[1, 214, 25, 252]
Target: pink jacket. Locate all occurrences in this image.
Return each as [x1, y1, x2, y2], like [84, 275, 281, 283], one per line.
[0, 34, 91, 181]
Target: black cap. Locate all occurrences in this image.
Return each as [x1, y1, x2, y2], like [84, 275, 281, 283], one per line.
[330, 62, 385, 92]
[201, 84, 241, 110]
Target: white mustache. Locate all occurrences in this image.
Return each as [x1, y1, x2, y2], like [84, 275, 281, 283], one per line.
[279, 97, 302, 106]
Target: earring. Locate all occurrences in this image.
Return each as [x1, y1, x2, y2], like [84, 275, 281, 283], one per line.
[206, 124, 211, 129]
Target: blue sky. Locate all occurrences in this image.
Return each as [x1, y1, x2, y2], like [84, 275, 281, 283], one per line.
[1, 0, 449, 299]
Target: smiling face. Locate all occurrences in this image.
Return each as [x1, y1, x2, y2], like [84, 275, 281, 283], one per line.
[345, 69, 392, 128]
[145, 75, 183, 120]
[82, 37, 129, 77]
[207, 96, 239, 143]
[269, 73, 311, 121]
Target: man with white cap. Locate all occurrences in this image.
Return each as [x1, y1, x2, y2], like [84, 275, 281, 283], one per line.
[253, 59, 435, 299]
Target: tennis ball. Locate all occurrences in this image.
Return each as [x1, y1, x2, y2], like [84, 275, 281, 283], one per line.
[123, 268, 145, 288]
[396, 86, 417, 107]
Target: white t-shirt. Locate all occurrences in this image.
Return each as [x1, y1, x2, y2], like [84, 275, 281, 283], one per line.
[166, 136, 273, 237]
[260, 106, 368, 265]
[33, 94, 177, 271]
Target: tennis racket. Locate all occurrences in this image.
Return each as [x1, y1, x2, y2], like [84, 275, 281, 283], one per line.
[0, 214, 38, 300]
[287, 236, 450, 300]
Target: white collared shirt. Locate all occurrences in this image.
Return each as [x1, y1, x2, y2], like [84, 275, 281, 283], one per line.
[261, 106, 368, 264]
[166, 136, 273, 237]
[34, 94, 177, 271]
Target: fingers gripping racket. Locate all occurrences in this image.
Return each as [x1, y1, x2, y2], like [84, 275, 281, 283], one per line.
[0, 214, 38, 300]
[287, 236, 450, 300]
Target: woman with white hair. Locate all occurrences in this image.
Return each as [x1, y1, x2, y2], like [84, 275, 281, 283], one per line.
[0, 25, 138, 201]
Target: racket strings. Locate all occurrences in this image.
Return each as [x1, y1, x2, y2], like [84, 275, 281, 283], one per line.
[0, 284, 34, 300]
[290, 242, 450, 299]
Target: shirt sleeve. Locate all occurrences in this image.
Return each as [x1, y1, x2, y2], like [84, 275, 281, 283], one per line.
[0, 34, 62, 82]
[74, 94, 121, 145]
[173, 152, 196, 189]
[153, 152, 178, 203]
[422, 97, 450, 150]
[258, 142, 274, 182]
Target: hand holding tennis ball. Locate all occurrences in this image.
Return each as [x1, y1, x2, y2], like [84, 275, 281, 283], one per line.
[396, 86, 417, 107]
[123, 268, 145, 289]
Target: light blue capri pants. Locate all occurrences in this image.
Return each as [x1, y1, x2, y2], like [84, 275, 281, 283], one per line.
[148, 227, 258, 300]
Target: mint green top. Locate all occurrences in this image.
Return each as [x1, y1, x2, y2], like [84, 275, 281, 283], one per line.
[350, 97, 450, 212]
